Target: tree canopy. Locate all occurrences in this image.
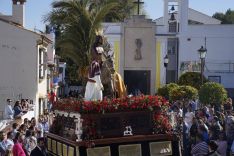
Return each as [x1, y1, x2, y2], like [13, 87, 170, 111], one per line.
[157, 83, 179, 100]
[169, 85, 198, 102]
[213, 9, 234, 24]
[44, 0, 119, 81]
[199, 82, 227, 106]
[178, 72, 207, 89]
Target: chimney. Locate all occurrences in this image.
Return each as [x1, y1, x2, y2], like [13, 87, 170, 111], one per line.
[12, 0, 26, 26]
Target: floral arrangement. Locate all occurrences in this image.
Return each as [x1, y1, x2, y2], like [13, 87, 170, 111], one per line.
[53, 95, 169, 114]
[53, 95, 173, 137]
[153, 113, 172, 134]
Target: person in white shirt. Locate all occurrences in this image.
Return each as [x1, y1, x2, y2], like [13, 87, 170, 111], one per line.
[6, 132, 14, 148]
[4, 99, 14, 120]
[36, 117, 44, 138]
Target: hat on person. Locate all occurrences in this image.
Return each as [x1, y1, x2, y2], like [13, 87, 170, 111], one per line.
[6, 99, 12, 102]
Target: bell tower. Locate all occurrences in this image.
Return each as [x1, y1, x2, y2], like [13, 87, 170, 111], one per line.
[163, 0, 188, 33]
[12, 0, 26, 26]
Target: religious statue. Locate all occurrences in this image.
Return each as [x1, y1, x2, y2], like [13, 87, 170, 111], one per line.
[84, 35, 104, 101]
[135, 38, 142, 60]
[111, 69, 127, 98]
[86, 30, 127, 99]
[100, 39, 127, 98]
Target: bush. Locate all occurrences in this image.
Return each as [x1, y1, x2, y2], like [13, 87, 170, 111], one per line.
[178, 72, 208, 89]
[158, 83, 179, 100]
[199, 82, 228, 106]
[169, 85, 198, 102]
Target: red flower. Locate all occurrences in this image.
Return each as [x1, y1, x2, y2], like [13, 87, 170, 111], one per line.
[53, 95, 170, 114]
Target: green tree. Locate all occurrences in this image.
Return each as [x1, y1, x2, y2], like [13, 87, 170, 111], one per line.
[157, 83, 179, 100]
[45, 0, 118, 83]
[177, 72, 207, 89]
[199, 82, 228, 107]
[169, 85, 198, 102]
[213, 9, 234, 24]
[63, 58, 81, 86]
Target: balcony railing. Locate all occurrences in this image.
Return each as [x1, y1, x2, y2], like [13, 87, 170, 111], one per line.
[180, 60, 234, 73]
[205, 61, 234, 73]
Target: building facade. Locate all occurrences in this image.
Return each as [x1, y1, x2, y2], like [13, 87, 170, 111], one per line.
[103, 0, 234, 97]
[0, 0, 54, 117]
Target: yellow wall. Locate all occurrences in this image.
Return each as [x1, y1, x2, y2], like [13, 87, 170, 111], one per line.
[114, 41, 120, 73]
[156, 42, 161, 91]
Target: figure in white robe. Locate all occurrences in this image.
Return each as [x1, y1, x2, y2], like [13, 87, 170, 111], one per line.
[85, 35, 104, 101]
[84, 60, 103, 101]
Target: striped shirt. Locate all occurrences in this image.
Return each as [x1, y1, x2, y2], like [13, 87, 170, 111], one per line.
[191, 141, 209, 156]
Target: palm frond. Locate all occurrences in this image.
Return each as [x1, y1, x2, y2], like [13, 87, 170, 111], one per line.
[89, 2, 119, 40]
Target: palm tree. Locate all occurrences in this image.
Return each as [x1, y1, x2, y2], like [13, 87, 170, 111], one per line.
[88, 0, 136, 22]
[44, 0, 118, 83]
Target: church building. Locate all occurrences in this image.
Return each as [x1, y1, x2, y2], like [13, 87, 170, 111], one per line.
[103, 0, 234, 97]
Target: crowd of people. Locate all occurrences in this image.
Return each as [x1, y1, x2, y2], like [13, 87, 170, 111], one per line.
[171, 98, 234, 156]
[2, 95, 234, 156]
[0, 115, 49, 156]
[4, 99, 31, 120]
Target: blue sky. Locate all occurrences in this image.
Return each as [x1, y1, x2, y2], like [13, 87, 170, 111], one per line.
[0, 0, 234, 31]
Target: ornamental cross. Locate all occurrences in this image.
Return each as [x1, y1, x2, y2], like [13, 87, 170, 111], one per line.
[134, 0, 144, 15]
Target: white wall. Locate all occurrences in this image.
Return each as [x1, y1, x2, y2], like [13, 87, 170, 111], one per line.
[0, 20, 50, 117]
[178, 24, 234, 88]
[179, 25, 234, 62]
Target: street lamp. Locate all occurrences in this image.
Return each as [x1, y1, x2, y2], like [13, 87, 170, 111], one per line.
[197, 46, 207, 85]
[164, 55, 169, 68]
[164, 55, 169, 84]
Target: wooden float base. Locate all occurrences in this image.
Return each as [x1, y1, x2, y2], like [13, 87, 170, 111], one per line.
[46, 133, 181, 156]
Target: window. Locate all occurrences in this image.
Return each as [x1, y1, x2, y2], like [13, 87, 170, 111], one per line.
[39, 49, 43, 78]
[167, 38, 177, 55]
[39, 48, 47, 79]
[169, 22, 177, 33]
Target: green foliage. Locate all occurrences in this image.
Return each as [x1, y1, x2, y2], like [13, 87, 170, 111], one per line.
[178, 72, 207, 89]
[157, 83, 179, 100]
[99, 0, 136, 22]
[199, 82, 228, 106]
[213, 9, 234, 24]
[44, 0, 119, 81]
[64, 59, 82, 86]
[169, 85, 198, 102]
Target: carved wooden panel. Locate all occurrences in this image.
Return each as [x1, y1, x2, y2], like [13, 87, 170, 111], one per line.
[149, 141, 172, 156]
[87, 146, 111, 156]
[82, 111, 153, 138]
[119, 144, 142, 156]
